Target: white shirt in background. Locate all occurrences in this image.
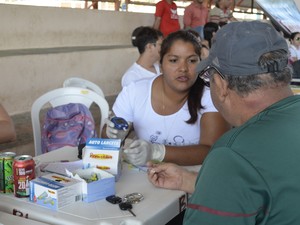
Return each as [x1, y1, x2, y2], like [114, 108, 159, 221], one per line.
[121, 62, 160, 87]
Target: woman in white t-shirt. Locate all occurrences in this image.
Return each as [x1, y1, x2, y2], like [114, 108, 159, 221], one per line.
[104, 30, 230, 166]
[121, 26, 164, 87]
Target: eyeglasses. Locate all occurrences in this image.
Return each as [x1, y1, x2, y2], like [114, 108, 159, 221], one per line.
[198, 65, 225, 87]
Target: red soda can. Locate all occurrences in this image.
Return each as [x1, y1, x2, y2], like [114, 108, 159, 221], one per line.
[13, 155, 35, 198]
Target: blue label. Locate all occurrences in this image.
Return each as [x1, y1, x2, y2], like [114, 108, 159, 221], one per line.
[86, 138, 121, 150]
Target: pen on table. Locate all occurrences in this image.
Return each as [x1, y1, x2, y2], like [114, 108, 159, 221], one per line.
[124, 160, 148, 172]
[132, 164, 148, 173]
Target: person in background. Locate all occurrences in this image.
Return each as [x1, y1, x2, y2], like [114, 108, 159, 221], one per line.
[203, 21, 219, 48]
[183, 0, 209, 40]
[288, 32, 300, 64]
[200, 43, 210, 60]
[187, 29, 209, 60]
[104, 30, 230, 166]
[153, 0, 180, 37]
[121, 26, 164, 87]
[85, 0, 98, 9]
[0, 104, 16, 144]
[209, 0, 236, 27]
[148, 21, 300, 225]
[91, 0, 98, 9]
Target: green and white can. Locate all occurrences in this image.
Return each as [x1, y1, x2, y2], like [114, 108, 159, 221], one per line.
[0, 152, 16, 193]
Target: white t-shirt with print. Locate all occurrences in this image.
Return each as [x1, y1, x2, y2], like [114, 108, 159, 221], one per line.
[113, 77, 217, 146]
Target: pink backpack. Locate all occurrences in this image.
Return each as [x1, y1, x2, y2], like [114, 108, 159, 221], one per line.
[41, 103, 97, 153]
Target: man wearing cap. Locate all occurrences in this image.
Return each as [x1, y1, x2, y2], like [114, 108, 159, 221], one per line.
[147, 20, 300, 224]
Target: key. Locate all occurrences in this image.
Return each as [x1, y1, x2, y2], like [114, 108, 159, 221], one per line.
[106, 195, 122, 204]
[119, 202, 136, 217]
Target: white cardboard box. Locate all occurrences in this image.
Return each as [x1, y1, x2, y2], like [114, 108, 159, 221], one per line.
[29, 173, 82, 210]
[83, 138, 122, 180]
[71, 167, 115, 203]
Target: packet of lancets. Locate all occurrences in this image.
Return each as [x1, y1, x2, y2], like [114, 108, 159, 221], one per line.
[83, 138, 122, 181]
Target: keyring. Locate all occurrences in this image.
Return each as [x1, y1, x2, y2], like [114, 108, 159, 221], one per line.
[123, 193, 144, 204]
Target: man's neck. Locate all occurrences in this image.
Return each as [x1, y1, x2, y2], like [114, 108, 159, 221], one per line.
[232, 85, 294, 126]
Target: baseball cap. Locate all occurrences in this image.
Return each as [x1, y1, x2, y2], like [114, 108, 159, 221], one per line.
[197, 21, 288, 76]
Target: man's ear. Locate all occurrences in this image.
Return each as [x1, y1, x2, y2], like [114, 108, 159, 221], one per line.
[213, 75, 228, 102]
[147, 43, 155, 51]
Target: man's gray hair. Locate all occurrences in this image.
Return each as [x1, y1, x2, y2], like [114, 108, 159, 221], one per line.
[221, 49, 292, 97]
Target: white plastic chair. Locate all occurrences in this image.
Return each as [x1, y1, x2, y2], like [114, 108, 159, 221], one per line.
[31, 87, 109, 156]
[63, 77, 105, 98]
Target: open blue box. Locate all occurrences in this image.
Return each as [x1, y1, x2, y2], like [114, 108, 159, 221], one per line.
[29, 173, 82, 210]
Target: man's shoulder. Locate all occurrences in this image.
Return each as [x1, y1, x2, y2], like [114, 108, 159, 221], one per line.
[124, 63, 139, 74]
[156, 0, 177, 10]
[122, 63, 138, 85]
[210, 6, 221, 14]
[157, 0, 167, 6]
[185, 3, 194, 10]
[188, 2, 197, 8]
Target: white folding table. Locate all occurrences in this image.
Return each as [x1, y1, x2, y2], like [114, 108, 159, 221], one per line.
[0, 147, 200, 225]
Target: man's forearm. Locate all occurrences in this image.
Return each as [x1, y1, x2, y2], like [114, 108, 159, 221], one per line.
[153, 17, 161, 30]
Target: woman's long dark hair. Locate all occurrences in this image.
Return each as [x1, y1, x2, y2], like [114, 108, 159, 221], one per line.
[160, 30, 205, 124]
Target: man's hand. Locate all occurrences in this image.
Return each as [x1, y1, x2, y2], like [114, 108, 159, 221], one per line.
[147, 162, 197, 194]
[147, 162, 184, 190]
[123, 139, 165, 166]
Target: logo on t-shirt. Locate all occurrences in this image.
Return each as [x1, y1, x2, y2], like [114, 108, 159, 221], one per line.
[170, 9, 179, 19]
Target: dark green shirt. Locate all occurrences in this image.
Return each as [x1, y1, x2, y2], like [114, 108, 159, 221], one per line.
[185, 95, 300, 225]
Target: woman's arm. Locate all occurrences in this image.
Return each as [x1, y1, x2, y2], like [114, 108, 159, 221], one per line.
[0, 104, 16, 143]
[163, 112, 231, 165]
